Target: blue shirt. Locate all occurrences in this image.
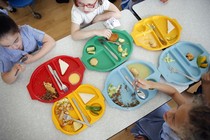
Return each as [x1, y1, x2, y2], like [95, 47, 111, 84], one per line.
[0, 25, 45, 72]
[131, 104, 180, 140]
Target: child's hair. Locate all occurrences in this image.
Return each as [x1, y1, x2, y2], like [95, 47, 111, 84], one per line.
[179, 105, 210, 140]
[73, 0, 103, 7]
[0, 13, 19, 39]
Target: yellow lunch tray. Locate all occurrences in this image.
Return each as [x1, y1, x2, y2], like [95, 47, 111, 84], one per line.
[52, 84, 105, 135]
[131, 15, 182, 51]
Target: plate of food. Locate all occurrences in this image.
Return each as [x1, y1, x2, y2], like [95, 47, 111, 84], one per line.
[81, 29, 133, 72]
[158, 41, 209, 85]
[102, 60, 161, 111]
[27, 55, 85, 103]
[52, 84, 105, 135]
[131, 15, 182, 51]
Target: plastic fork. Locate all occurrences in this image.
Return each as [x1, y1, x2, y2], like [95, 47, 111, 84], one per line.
[14, 55, 28, 76]
[63, 114, 89, 126]
[168, 66, 197, 82]
[53, 70, 68, 92]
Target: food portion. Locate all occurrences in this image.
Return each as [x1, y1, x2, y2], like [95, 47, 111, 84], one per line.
[108, 33, 119, 42]
[54, 98, 83, 132]
[86, 46, 96, 54]
[127, 64, 151, 79]
[86, 105, 102, 115]
[163, 53, 175, 63]
[59, 59, 69, 75]
[108, 84, 140, 107]
[79, 92, 95, 104]
[167, 20, 175, 34]
[89, 58, 98, 66]
[186, 53, 194, 61]
[41, 82, 59, 101]
[68, 73, 80, 85]
[197, 55, 208, 68]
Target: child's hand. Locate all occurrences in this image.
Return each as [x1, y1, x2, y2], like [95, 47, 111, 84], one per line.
[13, 63, 26, 76]
[23, 54, 33, 64]
[96, 29, 112, 39]
[160, 0, 168, 3]
[202, 71, 210, 82]
[134, 79, 155, 90]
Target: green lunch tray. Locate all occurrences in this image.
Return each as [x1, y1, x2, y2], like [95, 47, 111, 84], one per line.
[81, 29, 133, 72]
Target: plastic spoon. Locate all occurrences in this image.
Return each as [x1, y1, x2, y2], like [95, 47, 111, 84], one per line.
[124, 76, 146, 100]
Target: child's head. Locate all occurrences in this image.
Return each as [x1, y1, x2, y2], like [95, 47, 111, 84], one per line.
[0, 13, 22, 50]
[73, 0, 103, 13]
[164, 103, 210, 140]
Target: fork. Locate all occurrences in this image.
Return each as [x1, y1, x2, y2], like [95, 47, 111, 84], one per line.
[53, 70, 68, 92]
[63, 114, 89, 126]
[168, 66, 197, 82]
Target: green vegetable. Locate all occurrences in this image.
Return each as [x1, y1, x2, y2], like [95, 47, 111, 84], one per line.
[86, 105, 102, 111]
[163, 54, 175, 63]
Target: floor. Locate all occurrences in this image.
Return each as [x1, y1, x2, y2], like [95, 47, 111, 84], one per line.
[6, 1, 186, 140]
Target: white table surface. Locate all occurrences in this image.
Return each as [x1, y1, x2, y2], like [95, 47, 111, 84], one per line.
[132, 0, 210, 53]
[0, 9, 187, 140]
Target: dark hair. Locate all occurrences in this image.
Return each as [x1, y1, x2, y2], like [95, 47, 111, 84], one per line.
[189, 105, 210, 140]
[179, 105, 210, 140]
[73, 0, 103, 7]
[0, 13, 19, 39]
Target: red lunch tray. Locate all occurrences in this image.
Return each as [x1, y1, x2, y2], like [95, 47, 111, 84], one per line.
[27, 55, 85, 103]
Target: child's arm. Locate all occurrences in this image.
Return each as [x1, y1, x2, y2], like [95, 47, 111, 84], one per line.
[135, 79, 186, 106]
[92, 3, 121, 24]
[24, 34, 55, 64]
[201, 71, 210, 105]
[71, 22, 112, 40]
[1, 63, 25, 84]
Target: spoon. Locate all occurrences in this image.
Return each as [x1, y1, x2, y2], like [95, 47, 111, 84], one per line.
[124, 76, 146, 100]
[14, 55, 28, 76]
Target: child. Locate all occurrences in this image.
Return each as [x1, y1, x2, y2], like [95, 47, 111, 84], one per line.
[71, 0, 121, 40]
[0, 12, 55, 84]
[0, 0, 16, 12]
[131, 79, 210, 140]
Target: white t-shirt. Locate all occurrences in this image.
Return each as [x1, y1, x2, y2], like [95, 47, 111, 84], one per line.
[71, 0, 110, 28]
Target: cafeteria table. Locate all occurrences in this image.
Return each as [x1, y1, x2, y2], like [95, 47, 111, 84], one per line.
[0, 9, 187, 140]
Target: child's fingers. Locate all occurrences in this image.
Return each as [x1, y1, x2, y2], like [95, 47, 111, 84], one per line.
[102, 29, 112, 39]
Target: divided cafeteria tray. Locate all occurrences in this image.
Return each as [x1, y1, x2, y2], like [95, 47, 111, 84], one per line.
[27, 55, 85, 103]
[81, 29, 133, 72]
[131, 15, 182, 51]
[52, 84, 105, 135]
[102, 60, 161, 111]
[158, 41, 209, 85]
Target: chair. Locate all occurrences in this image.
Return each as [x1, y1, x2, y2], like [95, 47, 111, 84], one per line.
[8, 0, 41, 19]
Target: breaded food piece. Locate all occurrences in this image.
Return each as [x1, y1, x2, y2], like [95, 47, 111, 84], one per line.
[108, 33, 119, 42]
[186, 53, 194, 61]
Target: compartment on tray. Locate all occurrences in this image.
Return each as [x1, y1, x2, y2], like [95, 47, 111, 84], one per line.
[85, 103, 103, 117]
[53, 97, 85, 134]
[32, 67, 59, 101]
[107, 81, 140, 108]
[169, 50, 200, 77]
[126, 63, 154, 79]
[87, 51, 116, 70]
[133, 31, 161, 49]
